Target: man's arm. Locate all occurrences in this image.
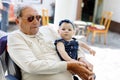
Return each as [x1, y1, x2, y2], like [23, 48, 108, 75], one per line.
[7, 32, 67, 74]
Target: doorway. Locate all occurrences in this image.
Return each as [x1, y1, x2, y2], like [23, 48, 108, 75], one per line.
[81, 0, 95, 22]
[93, 0, 104, 23]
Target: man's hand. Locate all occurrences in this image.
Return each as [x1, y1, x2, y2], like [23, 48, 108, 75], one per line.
[67, 61, 94, 80]
[70, 59, 86, 67]
[78, 57, 93, 71]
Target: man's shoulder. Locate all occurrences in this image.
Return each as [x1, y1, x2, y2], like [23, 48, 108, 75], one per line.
[8, 30, 20, 35]
[39, 26, 59, 41]
[39, 25, 57, 32]
[0, 30, 7, 38]
[8, 30, 23, 39]
[39, 26, 58, 36]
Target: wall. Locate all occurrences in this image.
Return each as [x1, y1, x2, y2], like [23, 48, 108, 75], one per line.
[41, 0, 55, 16]
[93, 0, 103, 23]
[103, 0, 120, 23]
[103, 0, 120, 33]
[54, 0, 77, 25]
[13, 0, 55, 16]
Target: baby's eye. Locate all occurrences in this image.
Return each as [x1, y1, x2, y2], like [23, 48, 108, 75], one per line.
[62, 28, 65, 30]
[68, 29, 72, 31]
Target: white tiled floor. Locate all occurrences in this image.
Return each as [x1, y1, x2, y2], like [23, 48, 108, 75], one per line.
[83, 32, 120, 80]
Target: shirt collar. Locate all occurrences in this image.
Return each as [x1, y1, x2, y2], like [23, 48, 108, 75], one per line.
[19, 30, 42, 38]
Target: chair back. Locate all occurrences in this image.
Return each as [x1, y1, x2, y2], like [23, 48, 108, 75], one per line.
[100, 11, 113, 32]
[42, 9, 49, 26]
[0, 36, 22, 80]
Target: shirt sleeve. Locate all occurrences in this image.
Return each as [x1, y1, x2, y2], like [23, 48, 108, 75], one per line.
[7, 31, 67, 74]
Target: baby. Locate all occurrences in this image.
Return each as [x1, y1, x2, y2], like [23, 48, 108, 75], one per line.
[54, 19, 96, 80]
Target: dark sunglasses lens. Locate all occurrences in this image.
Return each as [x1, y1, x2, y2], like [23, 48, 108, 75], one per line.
[27, 16, 34, 22]
[36, 15, 41, 21]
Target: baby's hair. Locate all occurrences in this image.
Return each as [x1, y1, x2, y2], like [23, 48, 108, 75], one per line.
[59, 19, 75, 29]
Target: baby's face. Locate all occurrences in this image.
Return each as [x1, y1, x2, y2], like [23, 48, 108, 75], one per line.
[58, 23, 75, 41]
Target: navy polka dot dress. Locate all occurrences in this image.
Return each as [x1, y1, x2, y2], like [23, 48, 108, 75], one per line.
[54, 38, 79, 61]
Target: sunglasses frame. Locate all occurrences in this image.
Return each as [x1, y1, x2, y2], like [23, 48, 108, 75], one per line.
[21, 15, 41, 22]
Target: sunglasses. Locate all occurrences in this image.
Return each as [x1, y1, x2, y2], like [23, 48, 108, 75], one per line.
[22, 15, 41, 22]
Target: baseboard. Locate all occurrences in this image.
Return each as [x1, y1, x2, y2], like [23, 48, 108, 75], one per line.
[109, 20, 120, 34]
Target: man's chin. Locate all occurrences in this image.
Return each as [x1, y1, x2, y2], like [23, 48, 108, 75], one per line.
[30, 29, 39, 35]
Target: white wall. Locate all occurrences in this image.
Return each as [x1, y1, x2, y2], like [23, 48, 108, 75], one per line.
[93, 0, 103, 23]
[13, 0, 55, 16]
[103, 0, 120, 23]
[41, 0, 55, 16]
[54, 0, 77, 25]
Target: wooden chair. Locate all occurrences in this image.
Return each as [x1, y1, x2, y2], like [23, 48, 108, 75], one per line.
[74, 21, 87, 35]
[42, 9, 49, 26]
[86, 11, 113, 44]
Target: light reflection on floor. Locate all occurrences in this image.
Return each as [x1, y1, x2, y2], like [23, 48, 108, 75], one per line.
[81, 32, 120, 80]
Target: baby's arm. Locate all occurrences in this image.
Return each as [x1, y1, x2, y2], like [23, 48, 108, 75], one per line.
[56, 42, 87, 66]
[79, 41, 96, 56]
[56, 42, 74, 61]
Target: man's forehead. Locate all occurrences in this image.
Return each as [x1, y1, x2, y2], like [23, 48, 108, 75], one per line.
[23, 7, 37, 12]
[22, 7, 38, 15]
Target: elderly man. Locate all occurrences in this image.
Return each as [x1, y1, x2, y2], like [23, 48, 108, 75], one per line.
[7, 4, 94, 80]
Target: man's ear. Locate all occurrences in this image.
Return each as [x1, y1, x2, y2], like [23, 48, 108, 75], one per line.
[15, 18, 19, 24]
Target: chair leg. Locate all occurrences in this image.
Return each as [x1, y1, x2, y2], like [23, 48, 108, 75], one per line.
[81, 28, 85, 35]
[104, 33, 107, 45]
[76, 28, 80, 35]
[98, 33, 101, 43]
[78, 28, 81, 35]
[86, 30, 90, 41]
[91, 32, 96, 44]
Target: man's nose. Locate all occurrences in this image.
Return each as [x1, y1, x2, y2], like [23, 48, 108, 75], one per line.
[33, 17, 39, 24]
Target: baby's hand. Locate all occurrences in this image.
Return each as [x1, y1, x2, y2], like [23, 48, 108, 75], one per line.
[70, 59, 86, 67]
[78, 58, 93, 71]
[89, 49, 96, 56]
